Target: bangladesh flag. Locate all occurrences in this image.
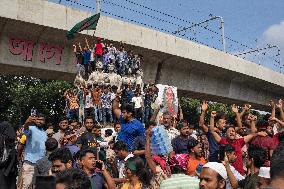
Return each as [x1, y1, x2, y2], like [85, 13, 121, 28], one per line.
[66, 13, 100, 40]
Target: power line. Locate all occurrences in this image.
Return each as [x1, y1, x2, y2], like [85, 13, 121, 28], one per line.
[100, 10, 172, 33]
[121, 0, 252, 51]
[64, 0, 172, 33]
[63, 0, 281, 72]
[101, 0, 181, 28]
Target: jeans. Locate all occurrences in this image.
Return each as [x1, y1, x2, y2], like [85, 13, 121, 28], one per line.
[90, 61, 96, 72]
[94, 105, 102, 123]
[102, 107, 113, 124]
[134, 107, 143, 122]
[83, 64, 90, 77]
[144, 107, 153, 123]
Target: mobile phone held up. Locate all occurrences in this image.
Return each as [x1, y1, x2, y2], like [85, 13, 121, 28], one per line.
[95, 161, 103, 170]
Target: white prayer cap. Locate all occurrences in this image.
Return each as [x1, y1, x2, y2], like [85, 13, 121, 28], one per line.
[203, 162, 228, 180]
[258, 167, 270, 179]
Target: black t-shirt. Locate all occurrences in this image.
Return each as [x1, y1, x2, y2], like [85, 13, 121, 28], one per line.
[77, 131, 97, 150]
[144, 93, 154, 108]
[171, 135, 196, 154]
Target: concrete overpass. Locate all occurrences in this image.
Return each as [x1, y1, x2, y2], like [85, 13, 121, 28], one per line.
[0, 0, 283, 111]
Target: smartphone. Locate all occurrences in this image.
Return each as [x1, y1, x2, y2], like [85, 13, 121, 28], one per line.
[95, 161, 103, 170]
[195, 163, 204, 175]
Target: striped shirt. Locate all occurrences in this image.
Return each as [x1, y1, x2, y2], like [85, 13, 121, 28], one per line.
[160, 174, 199, 189]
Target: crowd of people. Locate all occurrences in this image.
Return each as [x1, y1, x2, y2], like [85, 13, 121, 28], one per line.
[66, 38, 152, 125]
[1, 39, 284, 189]
[2, 97, 284, 189]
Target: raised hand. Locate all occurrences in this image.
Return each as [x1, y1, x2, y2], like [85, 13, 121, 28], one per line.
[222, 152, 229, 166]
[242, 104, 251, 111]
[269, 116, 278, 122]
[201, 101, 209, 112]
[277, 99, 283, 109]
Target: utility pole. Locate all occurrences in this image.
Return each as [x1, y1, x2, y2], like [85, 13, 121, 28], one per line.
[173, 16, 226, 52]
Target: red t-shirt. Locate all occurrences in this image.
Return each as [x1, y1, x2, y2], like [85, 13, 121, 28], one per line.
[95, 43, 103, 55]
[220, 137, 245, 175]
[251, 136, 276, 159]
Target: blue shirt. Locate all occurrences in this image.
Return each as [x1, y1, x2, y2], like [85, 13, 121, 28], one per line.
[90, 172, 105, 189]
[206, 129, 225, 162]
[24, 126, 47, 163]
[82, 50, 91, 65]
[117, 116, 145, 150]
[64, 144, 80, 157]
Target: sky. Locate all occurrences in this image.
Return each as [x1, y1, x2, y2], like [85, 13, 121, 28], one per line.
[49, 0, 284, 73]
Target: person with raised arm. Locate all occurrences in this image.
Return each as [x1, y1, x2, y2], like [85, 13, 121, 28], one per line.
[145, 125, 169, 189]
[113, 91, 145, 150]
[210, 111, 268, 176]
[20, 114, 47, 189]
[199, 101, 227, 162]
[220, 145, 245, 189]
[79, 149, 116, 189]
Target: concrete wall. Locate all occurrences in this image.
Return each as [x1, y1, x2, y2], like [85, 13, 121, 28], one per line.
[0, 0, 284, 111]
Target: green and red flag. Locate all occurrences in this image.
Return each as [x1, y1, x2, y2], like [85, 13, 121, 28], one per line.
[66, 13, 100, 40]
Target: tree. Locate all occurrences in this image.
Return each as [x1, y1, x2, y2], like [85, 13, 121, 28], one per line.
[0, 74, 72, 127]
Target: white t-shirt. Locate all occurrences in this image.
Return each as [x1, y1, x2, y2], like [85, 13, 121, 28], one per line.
[117, 153, 134, 178]
[226, 165, 245, 189]
[84, 93, 94, 108]
[131, 96, 143, 109]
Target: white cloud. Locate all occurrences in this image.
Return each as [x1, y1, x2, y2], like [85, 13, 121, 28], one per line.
[257, 20, 284, 71]
[262, 20, 284, 49]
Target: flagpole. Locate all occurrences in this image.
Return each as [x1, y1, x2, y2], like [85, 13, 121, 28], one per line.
[95, 0, 101, 38]
[96, 0, 101, 14]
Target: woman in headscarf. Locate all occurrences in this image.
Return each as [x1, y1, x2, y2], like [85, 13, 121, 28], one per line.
[121, 157, 152, 189]
[0, 121, 18, 189]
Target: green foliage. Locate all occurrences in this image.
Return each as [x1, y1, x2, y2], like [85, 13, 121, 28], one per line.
[179, 97, 267, 127]
[180, 97, 239, 126]
[0, 75, 72, 127]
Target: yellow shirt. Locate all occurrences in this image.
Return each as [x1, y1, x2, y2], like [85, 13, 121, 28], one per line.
[121, 182, 143, 189]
